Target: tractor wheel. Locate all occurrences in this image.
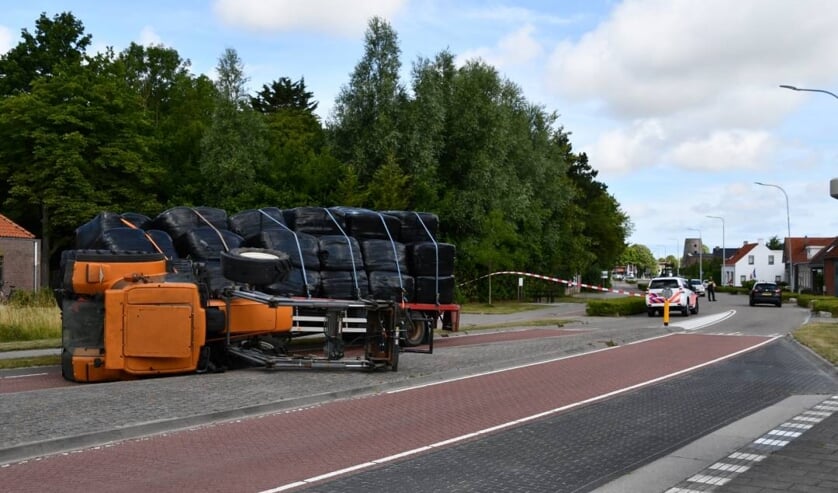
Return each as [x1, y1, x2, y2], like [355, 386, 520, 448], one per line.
[403, 316, 429, 347]
[220, 248, 291, 285]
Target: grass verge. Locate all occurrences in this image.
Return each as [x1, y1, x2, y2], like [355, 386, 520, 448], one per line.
[793, 321, 838, 365]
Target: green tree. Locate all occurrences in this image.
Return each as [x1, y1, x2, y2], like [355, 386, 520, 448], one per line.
[329, 16, 405, 182]
[366, 153, 411, 210]
[0, 52, 161, 279]
[566, 153, 630, 277]
[766, 235, 783, 250]
[0, 11, 91, 95]
[199, 48, 269, 211]
[619, 244, 658, 278]
[251, 77, 318, 114]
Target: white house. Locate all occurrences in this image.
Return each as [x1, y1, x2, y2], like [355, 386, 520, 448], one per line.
[723, 242, 785, 287]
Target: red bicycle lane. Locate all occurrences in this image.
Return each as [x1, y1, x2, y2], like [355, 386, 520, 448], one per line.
[0, 333, 776, 493]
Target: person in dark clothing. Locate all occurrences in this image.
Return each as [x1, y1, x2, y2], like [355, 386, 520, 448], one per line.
[706, 278, 716, 301]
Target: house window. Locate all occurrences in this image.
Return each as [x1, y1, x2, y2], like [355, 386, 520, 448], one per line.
[740, 275, 746, 284]
[768, 255, 774, 265]
[775, 275, 782, 283]
[748, 255, 754, 265]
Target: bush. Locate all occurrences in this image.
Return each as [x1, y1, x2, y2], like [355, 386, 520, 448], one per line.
[586, 296, 647, 316]
[8, 288, 57, 308]
[811, 298, 838, 317]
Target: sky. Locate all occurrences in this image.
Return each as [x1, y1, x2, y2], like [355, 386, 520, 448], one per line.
[3, 0, 838, 260]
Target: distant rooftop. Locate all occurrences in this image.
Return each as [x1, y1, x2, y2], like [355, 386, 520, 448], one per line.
[0, 214, 35, 239]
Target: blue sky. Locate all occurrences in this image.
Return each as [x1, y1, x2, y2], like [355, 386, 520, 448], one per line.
[3, 0, 838, 260]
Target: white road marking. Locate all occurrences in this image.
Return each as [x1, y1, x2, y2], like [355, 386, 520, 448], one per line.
[672, 310, 736, 331]
[259, 334, 781, 493]
[0, 372, 48, 380]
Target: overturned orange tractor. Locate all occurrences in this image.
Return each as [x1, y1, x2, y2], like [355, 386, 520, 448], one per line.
[58, 206, 460, 383]
[59, 248, 420, 383]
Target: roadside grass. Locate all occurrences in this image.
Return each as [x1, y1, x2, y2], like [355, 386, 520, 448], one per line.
[0, 306, 61, 342]
[793, 321, 838, 365]
[0, 304, 62, 369]
[0, 355, 60, 369]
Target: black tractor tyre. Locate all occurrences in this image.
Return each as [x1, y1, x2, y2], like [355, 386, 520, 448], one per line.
[220, 248, 292, 286]
[403, 317, 429, 347]
[681, 303, 689, 317]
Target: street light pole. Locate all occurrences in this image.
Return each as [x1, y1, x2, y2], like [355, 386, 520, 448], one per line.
[687, 227, 703, 281]
[755, 182, 794, 292]
[779, 84, 838, 100]
[669, 238, 680, 276]
[707, 215, 725, 285]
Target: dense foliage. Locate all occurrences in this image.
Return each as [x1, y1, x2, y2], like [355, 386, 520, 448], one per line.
[0, 13, 631, 298]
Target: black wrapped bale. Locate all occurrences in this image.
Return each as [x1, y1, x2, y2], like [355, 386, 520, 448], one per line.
[145, 230, 179, 259]
[261, 268, 321, 297]
[244, 229, 319, 269]
[318, 235, 364, 272]
[383, 211, 439, 243]
[94, 227, 159, 253]
[175, 227, 243, 260]
[228, 207, 286, 241]
[329, 207, 401, 240]
[361, 239, 407, 273]
[283, 207, 345, 236]
[75, 212, 130, 249]
[414, 275, 455, 304]
[147, 206, 229, 242]
[368, 271, 414, 302]
[320, 270, 369, 300]
[120, 212, 151, 229]
[408, 242, 456, 277]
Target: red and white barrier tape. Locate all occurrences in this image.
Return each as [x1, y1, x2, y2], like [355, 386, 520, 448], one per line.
[459, 270, 645, 297]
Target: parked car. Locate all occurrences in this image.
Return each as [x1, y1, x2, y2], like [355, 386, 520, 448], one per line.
[645, 277, 699, 317]
[689, 279, 706, 297]
[749, 282, 782, 307]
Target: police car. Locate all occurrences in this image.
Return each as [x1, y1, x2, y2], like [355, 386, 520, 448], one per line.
[645, 276, 699, 317]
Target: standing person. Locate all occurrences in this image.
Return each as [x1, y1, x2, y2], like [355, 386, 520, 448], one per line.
[706, 277, 716, 301]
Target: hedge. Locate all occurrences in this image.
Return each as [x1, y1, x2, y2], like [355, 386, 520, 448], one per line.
[586, 296, 647, 316]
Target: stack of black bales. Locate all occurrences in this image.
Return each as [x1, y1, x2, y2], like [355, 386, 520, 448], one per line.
[71, 206, 455, 303]
[74, 211, 177, 259]
[147, 207, 242, 295]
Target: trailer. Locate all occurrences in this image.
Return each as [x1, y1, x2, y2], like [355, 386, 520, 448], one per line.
[58, 248, 457, 383]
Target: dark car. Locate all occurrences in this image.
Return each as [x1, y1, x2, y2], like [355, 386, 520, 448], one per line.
[749, 282, 782, 307]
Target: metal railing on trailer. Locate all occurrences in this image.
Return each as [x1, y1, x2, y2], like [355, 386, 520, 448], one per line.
[221, 288, 403, 371]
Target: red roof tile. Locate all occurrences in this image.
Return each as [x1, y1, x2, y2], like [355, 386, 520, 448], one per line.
[786, 237, 834, 264]
[0, 214, 35, 239]
[726, 243, 757, 264]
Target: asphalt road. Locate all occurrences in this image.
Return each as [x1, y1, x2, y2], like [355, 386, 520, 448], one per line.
[0, 291, 834, 492]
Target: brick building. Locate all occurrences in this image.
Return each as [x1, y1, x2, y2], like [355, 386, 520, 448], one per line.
[0, 214, 41, 293]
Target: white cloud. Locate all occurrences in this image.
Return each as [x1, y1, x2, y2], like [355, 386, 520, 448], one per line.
[139, 26, 163, 46]
[458, 24, 543, 68]
[547, 0, 838, 119]
[585, 119, 666, 173]
[463, 5, 574, 26]
[666, 130, 773, 171]
[543, 0, 838, 182]
[0, 25, 13, 54]
[212, 0, 407, 37]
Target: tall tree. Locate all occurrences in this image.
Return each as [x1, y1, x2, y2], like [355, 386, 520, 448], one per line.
[251, 77, 318, 114]
[0, 11, 91, 95]
[117, 43, 216, 206]
[329, 16, 405, 182]
[199, 48, 269, 211]
[0, 52, 161, 278]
